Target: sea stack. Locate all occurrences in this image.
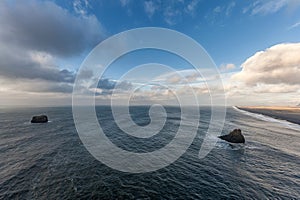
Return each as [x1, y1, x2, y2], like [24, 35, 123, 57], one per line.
[219, 129, 245, 143]
[31, 115, 48, 123]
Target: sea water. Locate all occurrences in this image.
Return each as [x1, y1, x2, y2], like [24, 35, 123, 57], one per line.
[0, 106, 299, 199]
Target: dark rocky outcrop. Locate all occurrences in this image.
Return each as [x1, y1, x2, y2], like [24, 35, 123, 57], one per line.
[219, 129, 245, 143]
[31, 115, 48, 123]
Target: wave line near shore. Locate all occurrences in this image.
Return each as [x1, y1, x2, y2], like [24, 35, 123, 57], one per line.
[233, 106, 300, 132]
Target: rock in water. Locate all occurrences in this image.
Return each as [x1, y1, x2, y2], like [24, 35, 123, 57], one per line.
[219, 129, 245, 143]
[31, 115, 48, 123]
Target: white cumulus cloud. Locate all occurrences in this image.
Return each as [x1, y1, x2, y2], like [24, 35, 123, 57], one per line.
[232, 43, 300, 86]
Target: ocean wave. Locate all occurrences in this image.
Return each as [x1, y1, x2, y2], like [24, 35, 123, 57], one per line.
[215, 141, 246, 151]
[232, 106, 300, 132]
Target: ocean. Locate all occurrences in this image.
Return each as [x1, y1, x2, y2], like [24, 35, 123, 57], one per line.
[0, 106, 299, 199]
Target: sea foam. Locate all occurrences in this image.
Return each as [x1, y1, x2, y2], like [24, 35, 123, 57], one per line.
[233, 106, 300, 132]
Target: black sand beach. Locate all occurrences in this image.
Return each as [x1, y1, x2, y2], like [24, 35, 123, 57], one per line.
[238, 106, 300, 125]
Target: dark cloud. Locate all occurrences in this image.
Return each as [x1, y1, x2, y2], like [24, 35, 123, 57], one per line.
[0, 47, 75, 83]
[0, 0, 105, 94]
[0, 0, 103, 57]
[97, 79, 133, 90]
[94, 78, 133, 96]
[97, 78, 116, 90]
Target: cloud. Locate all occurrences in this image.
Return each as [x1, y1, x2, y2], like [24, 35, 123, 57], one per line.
[232, 43, 300, 86]
[76, 69, 94, 80]
[185, 0, 199, 13]
[120, 0, 130, 7]
[212, 2, 235, 16]
[0, 49, 75, 83]
[0, 0, 105, 100]
[95, 78, 133, 95]
[206, 2, 235, 25]
[223, 43, 300, 105]
[288, 21, 300, 30]
[144, 1, 157, 18]
[226, 2, 235, 16]
[0, 78, 74, 94]
[89, 68, 225, 105]
[142, 0, 199, 25]
[163, 6, 181, 25]
[251, 0, 286, 15]
[154, 69, 202, 84]
[0, 0, 103, 57]
[141, 0, 203, 25]
[213, 6, 222, 13]
[97, 79, 117, 90]
[73, 0, 90, 16]
[220, 63, 236, 71]
[1, 75, 133, 97]
[153, 69, 225, 87]
[252, 84, 300, 93]
[115, 81, 133, 90]
[244, 0, 300, 16]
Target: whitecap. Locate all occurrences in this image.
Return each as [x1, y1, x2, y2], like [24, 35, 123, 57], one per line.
[233, 106, 300, 132]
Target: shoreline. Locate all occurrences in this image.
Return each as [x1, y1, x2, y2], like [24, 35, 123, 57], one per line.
[237, 106, 300, 126]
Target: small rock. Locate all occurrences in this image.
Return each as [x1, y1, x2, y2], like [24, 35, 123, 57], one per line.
[31, 115, 48, 123]
[219, 129, 245, 143]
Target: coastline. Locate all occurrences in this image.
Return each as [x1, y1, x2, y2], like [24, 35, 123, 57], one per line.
[237, 106, 300, 126]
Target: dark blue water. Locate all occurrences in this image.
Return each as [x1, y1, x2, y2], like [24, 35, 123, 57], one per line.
[0, 106, 299, 199]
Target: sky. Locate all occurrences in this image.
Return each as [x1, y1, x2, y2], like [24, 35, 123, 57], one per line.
[0, 0, 300, 106]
